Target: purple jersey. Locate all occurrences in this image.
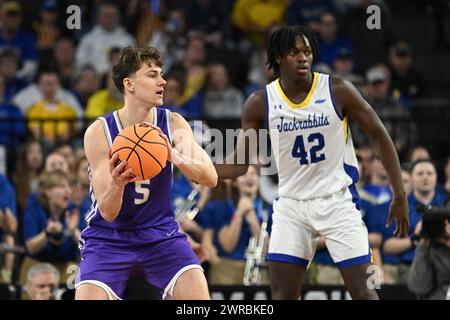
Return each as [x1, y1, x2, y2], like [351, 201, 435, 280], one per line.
[83, 107, 174, 231]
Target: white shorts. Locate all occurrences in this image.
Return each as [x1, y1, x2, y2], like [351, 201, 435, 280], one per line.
[267, 187, 371, 268]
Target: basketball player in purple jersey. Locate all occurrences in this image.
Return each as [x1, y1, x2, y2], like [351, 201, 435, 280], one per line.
[75, 47, 218, 300]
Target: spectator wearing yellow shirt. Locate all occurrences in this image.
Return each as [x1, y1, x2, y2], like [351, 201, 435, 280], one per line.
[84, 69, 123, 120]
[26, 66, 78, 144]
[231, 0, 287, 46]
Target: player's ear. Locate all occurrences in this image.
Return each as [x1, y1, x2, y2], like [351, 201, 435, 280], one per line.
[123, 78, 134, 93]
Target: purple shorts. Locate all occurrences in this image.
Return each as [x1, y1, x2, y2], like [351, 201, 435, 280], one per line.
[75, 222, 201, 299]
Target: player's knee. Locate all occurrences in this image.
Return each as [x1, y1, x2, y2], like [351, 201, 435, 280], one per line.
[348, 285, 378, 300]
[172, 268, 210, 300]
[75, 284, 110, 300]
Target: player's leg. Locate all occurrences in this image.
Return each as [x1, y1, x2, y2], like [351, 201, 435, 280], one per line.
[138, 225, 208, 300]
[339, 263, 378, 300]
[320, 189, 379, 300]
[75, 283, 110, 300]
[268, 261, 307, 299]
[172, 268, 210, 300]
[266, 197, 316, 300]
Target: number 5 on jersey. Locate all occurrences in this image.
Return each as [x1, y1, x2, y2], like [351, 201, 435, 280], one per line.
[135, 180, 151, 204]
[292, 133, 326, 165]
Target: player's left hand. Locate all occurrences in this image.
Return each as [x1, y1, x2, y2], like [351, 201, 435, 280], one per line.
[141, 122, 174, 162]
[386, 195, 410, 237]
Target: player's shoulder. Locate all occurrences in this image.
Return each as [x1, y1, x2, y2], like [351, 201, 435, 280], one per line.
[84, 119, 103, 139]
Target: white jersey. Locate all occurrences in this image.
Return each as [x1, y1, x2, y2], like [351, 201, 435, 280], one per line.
[266, 72, 359, 200]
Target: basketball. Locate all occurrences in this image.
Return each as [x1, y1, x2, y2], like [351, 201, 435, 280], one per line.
[110, 124, 169, 181]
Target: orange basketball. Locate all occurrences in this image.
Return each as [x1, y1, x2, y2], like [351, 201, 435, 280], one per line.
[111, 124, 169, 180]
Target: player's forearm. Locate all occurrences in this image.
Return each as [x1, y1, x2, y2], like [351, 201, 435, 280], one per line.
[26, 231, 48, 255]
[371, 132, 406, 198]
[215, 163, 249, 180]
[173, 149, 218, 188]
[383, 237, 412, 255]
[98, 183, 125, 223]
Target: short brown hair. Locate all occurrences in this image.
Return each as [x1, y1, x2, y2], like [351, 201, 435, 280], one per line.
[112, 46, 163, 94]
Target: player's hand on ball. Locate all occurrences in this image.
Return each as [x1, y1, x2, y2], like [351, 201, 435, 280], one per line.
[386, 195, 410, 237]
[141, 122, 181, 165]
[108, 151, 138, 186]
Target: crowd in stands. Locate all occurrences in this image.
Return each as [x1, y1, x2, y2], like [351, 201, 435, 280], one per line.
[0, 0, 449, 299]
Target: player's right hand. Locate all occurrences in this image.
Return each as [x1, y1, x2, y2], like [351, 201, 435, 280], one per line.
[386, 195, 410, 237]
[108, 151, 138, 186]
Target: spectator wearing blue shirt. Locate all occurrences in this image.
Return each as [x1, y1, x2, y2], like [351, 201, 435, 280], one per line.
[317, 11, 353, 68]
[0, 73, 26, 149]
[0, 48, 28, 102]
[383, 159, 448, 284]
[0, 174, 18, 283]
[0, 1, 38, 80]
[20, 170, 85, 285]
[202, 165, 270, 285]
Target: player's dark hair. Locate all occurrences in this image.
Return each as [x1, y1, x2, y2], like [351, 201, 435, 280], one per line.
[113, 46, 163, 94]
[266, 25, 319, 76]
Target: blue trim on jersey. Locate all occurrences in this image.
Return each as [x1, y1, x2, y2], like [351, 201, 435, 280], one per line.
[328, 75, 343, 120]
[336, 251, 371, 268]
[344, 163, 360, 210]
[266, 253, 309, 266]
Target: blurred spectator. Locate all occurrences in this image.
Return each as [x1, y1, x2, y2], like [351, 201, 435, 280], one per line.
[401, 163, 413, 196]
[0, 73, 26, 149]
[70, 156, 91, 219]
[0, 1, 37, 80]
[332, 48, 364, 90]
[163, 72, 202, 119]
[75, 2, 135, 75]
[147, 9, 187, 74]
[44, 151, 69, 174]
[444, 156, 450, 195]
[231, 0, 287, 46]
[407, 145, 431, 164]
[25, 66, 79, 145]
[54, 37, 76, 90]
[12, 66, 82, 117]
[32, 0, 61, 60]
[72, 65, 99, 107]
[0, 48, 28, 101]
[245, 47, 276, 98]
[24, 262, 59, 300]
[202, 63, 244, 119]
[382, 159, 447, 284]
[317, 11, 353, 68]
[13, 139, 44, 214]
[354, 65, 415, 154]
[55, 143, 76, 173]
[21, 170, 85, 285]
[202, 165, 270, 285]
[356, 146, 375, 187]
[84, 69, 123, 120]
[363, 157, 392, 205]
[171, 33, 208, 111]
[388, 42, 429, 101]
[0, 174, 18, 284]
[286, 0, 336, 32]
[183, 0, 232, 47]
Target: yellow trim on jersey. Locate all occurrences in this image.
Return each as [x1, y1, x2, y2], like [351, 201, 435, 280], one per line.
[343, 116, 348, 142]
[276, 72, 318, 108]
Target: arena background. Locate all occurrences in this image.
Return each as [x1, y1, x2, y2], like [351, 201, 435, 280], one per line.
[0, 0, 449, 300]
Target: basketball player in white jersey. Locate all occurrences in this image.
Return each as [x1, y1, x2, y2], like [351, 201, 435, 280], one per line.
[216, 26, 409, 300]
